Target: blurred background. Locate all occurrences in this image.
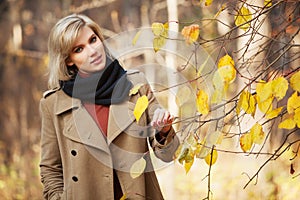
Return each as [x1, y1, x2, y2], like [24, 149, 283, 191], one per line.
[0, 0, 299, 199]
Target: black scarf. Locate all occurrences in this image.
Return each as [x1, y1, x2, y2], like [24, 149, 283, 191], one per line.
[60, 58, 132, 105]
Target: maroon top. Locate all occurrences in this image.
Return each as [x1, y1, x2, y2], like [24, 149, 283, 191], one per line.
[83, 103, 109, 137]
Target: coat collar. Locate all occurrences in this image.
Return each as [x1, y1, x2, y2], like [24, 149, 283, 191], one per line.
[55, 89, 81, 115]
[54, 90, 110, 154]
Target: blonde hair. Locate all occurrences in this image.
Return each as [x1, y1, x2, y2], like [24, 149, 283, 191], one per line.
[47, 14, 105, 89]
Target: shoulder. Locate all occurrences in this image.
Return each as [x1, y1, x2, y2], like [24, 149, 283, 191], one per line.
[126, 69, 140, 76]
[126, 69, 152, 96]
[126, 69, 148, 84]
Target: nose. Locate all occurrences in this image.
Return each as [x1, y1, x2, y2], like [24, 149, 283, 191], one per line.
[86, 44, 97, 56]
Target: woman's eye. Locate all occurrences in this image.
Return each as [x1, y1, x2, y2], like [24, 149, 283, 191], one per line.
[74, 47, 83, 53]
[90, 36, 97, 43]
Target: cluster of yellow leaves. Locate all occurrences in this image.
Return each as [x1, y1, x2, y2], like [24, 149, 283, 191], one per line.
[240, 123, 265, 152]
[235, 6, 252, 31]
[178, 146, 195, 174]
[237, 71, 300, 152]
[176, 131, 222, 173]
[212, 54, 236, 104]
[151, 22, 169, 52]
[278, 92, 300, 129]
[181, 24, 200, 44]
[237, 76, 289, 120]
[236, 90, 256, 116]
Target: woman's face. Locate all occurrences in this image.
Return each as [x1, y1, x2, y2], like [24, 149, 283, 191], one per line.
[67, 26, 106, 74]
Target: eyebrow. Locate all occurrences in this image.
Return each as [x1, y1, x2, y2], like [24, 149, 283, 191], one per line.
[72, 33, 96, 51]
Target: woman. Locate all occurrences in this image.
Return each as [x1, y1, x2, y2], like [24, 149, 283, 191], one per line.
[39, 13, 179, 200]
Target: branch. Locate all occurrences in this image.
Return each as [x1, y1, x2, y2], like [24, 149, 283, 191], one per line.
[243, 129, 300, 189]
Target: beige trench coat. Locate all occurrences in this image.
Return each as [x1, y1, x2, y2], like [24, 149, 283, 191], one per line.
[39, 70, 179, 200]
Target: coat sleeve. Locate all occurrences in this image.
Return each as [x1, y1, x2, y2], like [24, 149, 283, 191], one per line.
[136, 76, 180, 162]
[39, 98, 64, 200]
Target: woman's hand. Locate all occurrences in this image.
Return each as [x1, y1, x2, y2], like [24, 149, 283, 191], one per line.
[151, 108, 174, 135]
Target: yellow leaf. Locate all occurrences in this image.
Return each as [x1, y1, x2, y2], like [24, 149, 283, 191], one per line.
[212, 70, 225, 89]
[205, 0, 213, 6]
[178, 147, 189, 164]
[217, 54, 236, 83]
[294, 109, 300, 128]
[151, 22, 164, 36]
[257, 96, 273, 114]
[218, 54, 235, 69]
[151, 22, 168, 52]
[264, 0, 272, 8]
[205, 149, 218, 165]
[195, 142, 210, 159]
[217, 65, 236, 84]
[240, 133, 253, 152]
[196, 90, 210, 115]
[178, 145, 195, 174]
[287, 92, 300, 114]
[278, 118, 296, 130]
[153, 36, 166, 52]
[266, 106, 283, 119]
[290, 71, 300, 92]
[162, 22, 169, 38]
[194, 142, 202, 157]
[211, 89, 224, 104]
[132, 30, 141, 46]
[181, 24, 200, 44]
[130, 157, 146, 179]
[235, 6, 252, 31]
[133, 95, 149, 122]
[250, 123, 265, 145]
[256, 80, 272, 103]
[271, 77, 289, 100]
[129, 83, 144, 96]
[236, 90, 256, 116]
[184, 154, 194, 174]
[211, 70, 226, 104]
[120, 194, 127, 200]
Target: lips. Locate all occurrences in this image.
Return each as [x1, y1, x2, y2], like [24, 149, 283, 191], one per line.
[91, 55, 102, 65]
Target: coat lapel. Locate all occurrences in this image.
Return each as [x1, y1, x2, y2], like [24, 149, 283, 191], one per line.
[55, 90, 110, 154]
[107, 101, 136, 145]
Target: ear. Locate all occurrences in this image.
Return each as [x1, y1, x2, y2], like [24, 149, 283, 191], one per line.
[66, 58, 74, 67]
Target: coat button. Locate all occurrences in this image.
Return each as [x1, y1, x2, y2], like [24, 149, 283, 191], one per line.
[72, 176, 78, 182]
[71, 150, 77, 156]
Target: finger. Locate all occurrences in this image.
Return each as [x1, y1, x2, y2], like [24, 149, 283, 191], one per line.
[157, 110, 166, 125]
[162, 111, 168, 122]
[166, 113, 174, 124]
[151, 109, 161, 127]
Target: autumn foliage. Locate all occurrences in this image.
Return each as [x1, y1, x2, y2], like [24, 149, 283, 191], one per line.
[130, 0, 300, 198]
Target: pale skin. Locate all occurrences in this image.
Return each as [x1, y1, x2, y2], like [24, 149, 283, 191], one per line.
[67, 26, 174, 134]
